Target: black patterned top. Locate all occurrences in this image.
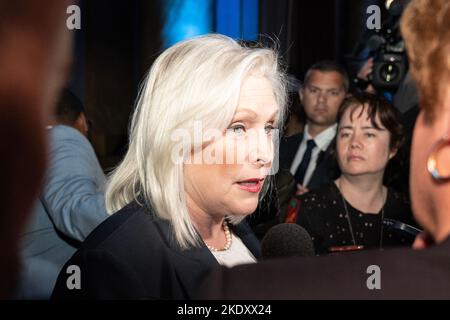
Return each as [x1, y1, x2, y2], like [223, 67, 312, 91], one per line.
[296, 183, 418, 255]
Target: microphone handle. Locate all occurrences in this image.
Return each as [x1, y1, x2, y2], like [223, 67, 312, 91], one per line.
[383, 218, 422, 236]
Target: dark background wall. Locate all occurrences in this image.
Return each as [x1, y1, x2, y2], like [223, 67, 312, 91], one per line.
[260, 0, 384, 79]
[69, 0, 163, 170]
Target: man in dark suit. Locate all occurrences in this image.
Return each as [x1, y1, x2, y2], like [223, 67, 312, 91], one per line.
[279, 61, 348, 193]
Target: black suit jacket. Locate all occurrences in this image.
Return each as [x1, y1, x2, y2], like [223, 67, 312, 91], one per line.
[51, 201, 260, 299]
[202, 236, 450, 299]
[279, 132, 338, 191]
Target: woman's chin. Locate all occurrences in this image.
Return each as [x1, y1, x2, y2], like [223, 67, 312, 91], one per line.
[230, 200, 259, 216]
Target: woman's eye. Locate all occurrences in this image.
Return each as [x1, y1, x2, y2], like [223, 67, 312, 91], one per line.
[340, 132, 350, 138]
[365, 132, 376, 138]
[265, 125, 276, 134]
[228, 124, 246, 135]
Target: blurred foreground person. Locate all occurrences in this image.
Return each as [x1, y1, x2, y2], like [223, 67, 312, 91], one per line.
[0, 0, 71, 298]
[200, 0, 450, 299]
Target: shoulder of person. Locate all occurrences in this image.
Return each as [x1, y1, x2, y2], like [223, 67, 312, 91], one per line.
[49, 125, 93, 153]
[386, 188, 412, 214]
[295, 183, 338, 223]
[280, 132, 303, 146]
[298, 183, 337, 204]
[387, 187, 410, 204]
[386, 187, 416, 224]
[77, 201, 163, 252]
[51, 125, 85, 141]
[52, 200, 218, 299]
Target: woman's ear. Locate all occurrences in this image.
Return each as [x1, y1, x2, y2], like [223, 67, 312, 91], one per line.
[388, 146, 398, 160]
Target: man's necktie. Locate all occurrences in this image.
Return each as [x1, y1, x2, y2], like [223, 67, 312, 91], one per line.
[294, 139, 316, 185]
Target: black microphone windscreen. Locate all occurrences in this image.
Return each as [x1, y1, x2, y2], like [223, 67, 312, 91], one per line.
[261, 223, 314, 260]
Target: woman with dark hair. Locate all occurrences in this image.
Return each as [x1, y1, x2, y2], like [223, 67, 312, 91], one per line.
[296, 93, 417, 255]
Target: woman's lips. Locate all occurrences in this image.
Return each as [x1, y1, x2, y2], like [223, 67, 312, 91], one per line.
[348, 155, 365, 161]
[236, 178, 264, 193]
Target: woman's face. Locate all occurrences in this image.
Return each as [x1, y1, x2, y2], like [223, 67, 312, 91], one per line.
[184, 75, 279, 219]
[337, 105, 396, 178]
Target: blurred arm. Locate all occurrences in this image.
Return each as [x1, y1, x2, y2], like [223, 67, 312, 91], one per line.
[41, 127, 108, 241]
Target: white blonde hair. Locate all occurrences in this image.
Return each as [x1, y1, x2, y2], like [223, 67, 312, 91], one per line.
[105, 34, 287, 249]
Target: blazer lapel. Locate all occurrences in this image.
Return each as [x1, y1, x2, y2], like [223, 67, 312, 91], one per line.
[231, 222, 261, 259]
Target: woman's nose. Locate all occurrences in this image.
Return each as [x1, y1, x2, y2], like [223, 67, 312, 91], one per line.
[350, 134, 363, 149]
[350, 142, 360, 149]
[249, 129, 273, 166]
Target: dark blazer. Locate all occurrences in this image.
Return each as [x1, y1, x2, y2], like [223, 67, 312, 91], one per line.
[201, 236, 450, 299]
[51, 201, 260, 300]
[279, 132, 338, 191]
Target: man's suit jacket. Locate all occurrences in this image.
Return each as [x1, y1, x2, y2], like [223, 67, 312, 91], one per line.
[18, 125, 108, 299]
[51, 201, 261, 300]
[279, 132, 338, 191]
[202, 236, 450, 299]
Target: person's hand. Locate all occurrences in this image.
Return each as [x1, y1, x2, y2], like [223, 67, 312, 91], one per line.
[365, 84, 376, 94]
[355, 58, 376, 93]
[357, 57, 374, 81]
[412, 232, 434, 250]
[296, 184, 309, 196]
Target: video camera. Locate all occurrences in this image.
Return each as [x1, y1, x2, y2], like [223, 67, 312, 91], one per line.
[351, 0, 410, 92]
[369, 0, 409, 90]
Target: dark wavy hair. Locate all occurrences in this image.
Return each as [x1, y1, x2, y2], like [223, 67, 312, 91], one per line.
[337, 93, 405, 151]
[332, 93, 406, 187]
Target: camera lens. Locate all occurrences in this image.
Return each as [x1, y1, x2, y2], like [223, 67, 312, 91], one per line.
[380, 63, 399, 82]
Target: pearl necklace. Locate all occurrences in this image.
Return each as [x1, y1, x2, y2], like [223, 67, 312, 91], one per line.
[206, 220, 232, 252]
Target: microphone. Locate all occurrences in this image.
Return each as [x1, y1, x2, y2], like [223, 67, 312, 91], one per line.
[261, 223, 314, 259]
[383, 218, 422, 241]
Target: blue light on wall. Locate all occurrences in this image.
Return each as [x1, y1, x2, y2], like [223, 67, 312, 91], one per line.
[241, 0, 259, 40]
[216, 0, 259, 40]
[161, 0, 259, 49]
[161, 0, 213, 49]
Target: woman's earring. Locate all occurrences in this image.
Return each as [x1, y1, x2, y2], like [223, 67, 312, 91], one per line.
[427, 135, 450, 181]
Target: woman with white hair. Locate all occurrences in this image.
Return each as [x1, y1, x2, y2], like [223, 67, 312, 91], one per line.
[52, 34, 287, 299]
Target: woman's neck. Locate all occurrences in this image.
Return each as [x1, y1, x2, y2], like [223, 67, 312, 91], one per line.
[186, 196, 227, 249]
[336, 174, 386, 214]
